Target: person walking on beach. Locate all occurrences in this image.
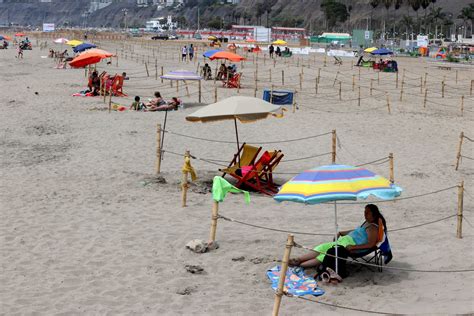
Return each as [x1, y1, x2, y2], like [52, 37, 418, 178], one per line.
[188, 44, 194, 61]
[17, 45, 23, 59]
[181, 45, 187, 62]
[269, 44, 274, 58]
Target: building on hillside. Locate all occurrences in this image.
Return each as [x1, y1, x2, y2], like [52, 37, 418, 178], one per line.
[145, 15, 177, 31]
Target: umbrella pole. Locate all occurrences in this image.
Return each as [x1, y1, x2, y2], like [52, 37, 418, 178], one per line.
[234, 117, 240, 166]
[161, 109, 169, 160]
[334, 201, 339, 275]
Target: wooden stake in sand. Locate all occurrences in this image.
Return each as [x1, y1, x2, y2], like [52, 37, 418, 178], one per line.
[460, 95, 464, 116]
[155, 60, 158, 80]
[333, 71, 339, 86]
[471, 80, 473, 96]
[339, 81, 342, 100]
[358, 86, 361, 107]
[442, 80, 445, 98]
[214, 86, 218, 103]
[108, 87, 112, 113]
[209, 201, 219, 243]
[281, 70, 284, 85]
[270, 84, 274, 104]
[386, 93, 391, 114]
[181, 150, 190, 208]
[396, 71, 398, 88]
[332, 130, 337, 163]
[272, 234, 294, 316]
[161, 66, 164, 83]
[352, 74, 355, 91]
[299, 73, 302, 90]
[399, 80, 404, 102]
[370, 79, 373, 96]
[423, 89, 428, 108]
[377, 72, 380, 85]
[455, 131, 464, 171]
[455, 70, 458, 84]
[358, 67, 361, 80]
[420, 77, 423, 94]
[156, 124, 162, 174]
[269, 69, 272, 82]
[457, 180, 464, 239]
[423, 72, 427, 88]
[389, 153, 394, 183]
[145, 62, 149, 77]
[198, 80, 202, 103]
[315, 77, 319, 95]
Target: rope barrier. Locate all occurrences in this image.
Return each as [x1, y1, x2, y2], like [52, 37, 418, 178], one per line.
[279, 152, 332, 163]
[355, 157, 390, 167]
[218, 212, 461, 237]
[163, 130, 332, 145]
[295, 296, 394, 315]
[325, 186, 458, 205]
[218, 214, 334, 236]
[461, 155, 474, 161]
[463, 135, 474, 142]
[463, 215, 473, 228]
[293, 242, 474, 273]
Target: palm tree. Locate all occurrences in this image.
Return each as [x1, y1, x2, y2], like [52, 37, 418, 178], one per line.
[420, 0, 430, 34]
[382, 0, 393, 39]
[458, 4, 473, 38]
[369, 0, 380, 30]
[400, 14, 413, 40]
[429, 7, 445, 38]
[408, 0, 421, 33]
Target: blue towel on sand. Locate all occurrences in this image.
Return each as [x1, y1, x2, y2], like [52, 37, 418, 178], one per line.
[266, 265, 325, 297]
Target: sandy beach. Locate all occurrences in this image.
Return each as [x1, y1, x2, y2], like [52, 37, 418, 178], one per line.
[1, 38, 473, 315]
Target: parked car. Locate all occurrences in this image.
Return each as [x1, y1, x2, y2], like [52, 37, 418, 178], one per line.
[152, 34, 169, 40]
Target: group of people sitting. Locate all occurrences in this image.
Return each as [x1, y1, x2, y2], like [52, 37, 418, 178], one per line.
[86, 70, 128, 96]
[201, 63, 238, 81]
[1, 40, 8, 49]
[130, 92, 181, 112]
[216, 63, 237, 81]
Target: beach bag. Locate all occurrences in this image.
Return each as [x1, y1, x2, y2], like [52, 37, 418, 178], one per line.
[317, 245, 349, 279]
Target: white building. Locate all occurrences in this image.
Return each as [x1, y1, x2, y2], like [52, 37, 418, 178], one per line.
[145, 15, 177, 32]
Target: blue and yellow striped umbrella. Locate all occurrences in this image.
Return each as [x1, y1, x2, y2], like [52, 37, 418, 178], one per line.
[274, 164, 402, 204]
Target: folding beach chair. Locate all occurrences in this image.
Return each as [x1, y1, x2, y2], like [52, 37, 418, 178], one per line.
[349, 219, 392, 272]
[223, 73, 242, 89]
[333, 56, 343, 65]
[111, 75, 126, 97]
[221, 143, 262, 178]
[230, 150, 284, 195]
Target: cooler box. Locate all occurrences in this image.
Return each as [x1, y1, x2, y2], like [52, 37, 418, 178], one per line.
[263, 89, 294, 105]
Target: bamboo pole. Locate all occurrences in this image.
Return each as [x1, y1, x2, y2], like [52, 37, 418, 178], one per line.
[108, 87, 112, 113]
[317, 68, 321, 84]
[269, 68, 272, 82]
[281, 70, 284, 85]
[333, 71, 339, 86]
[424, 72, 427, 88]
[332, 130, 337, 163]
[396, 71, 398, 88]
[272, 234, 294, 316]
[420, 77, 423, 94]
[214, 85, 218, 103]
[455, 70, 458, 84]
[315, 77, 318, 95]
[423, 89, 428, 108]
[386, 93, 391, 114]
[377, 71, 379, 85]
[389, 153, 394, 183]
[358, 67, 361, 80]
[181, 150, 190, 208]
[358, 86, 361, 106]
[370, 79, 373, 96]
[338, 81, 342, 100]
[442, 80, 445, 98]
[457, 181, 464, 239]
[299, 73, 302, 90]
[460, 95, 464, 116]
[156, 124, 162, 174]
[399, 80, 404, 102]
[323, 55, 327, 67]
[455, 132, 464, 171]
[155, 60, 158, 80]
[145, 62, 149, 77]
[198, 80, 202, 103]
[471, 80, 473, 96]
[209, 201, 219, 243]
[270, 84, 274, 104]
[352, 74, 355, 91]
[292, 91, 296, 113]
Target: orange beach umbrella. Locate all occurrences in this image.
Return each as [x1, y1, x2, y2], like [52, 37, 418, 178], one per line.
[209, 51, 245, 62]
[15, 33, 26, 37]
[69, 49, 114, 68]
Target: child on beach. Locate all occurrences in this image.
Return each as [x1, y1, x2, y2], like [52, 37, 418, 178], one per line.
[130, 96, 146, 111]
[17, 46, 23, 59]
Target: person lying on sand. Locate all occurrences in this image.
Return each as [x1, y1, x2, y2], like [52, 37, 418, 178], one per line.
[146, 91, 166, 109]
[289, 204, 385, 268]
[148, 97, 181, 112]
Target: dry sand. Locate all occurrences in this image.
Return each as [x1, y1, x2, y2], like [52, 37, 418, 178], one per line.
[1, 38, 473, 315]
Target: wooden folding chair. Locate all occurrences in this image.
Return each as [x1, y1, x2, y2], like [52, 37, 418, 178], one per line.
[221, 143, 262, 178]
[111, 75, 126, 96]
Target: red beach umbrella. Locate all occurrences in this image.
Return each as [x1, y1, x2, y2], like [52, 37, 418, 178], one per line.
[209, 51, 246, 62]
[69, 49, 114, 68]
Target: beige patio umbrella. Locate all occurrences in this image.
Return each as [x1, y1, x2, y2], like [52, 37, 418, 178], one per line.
[186, 96, 281, 151]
